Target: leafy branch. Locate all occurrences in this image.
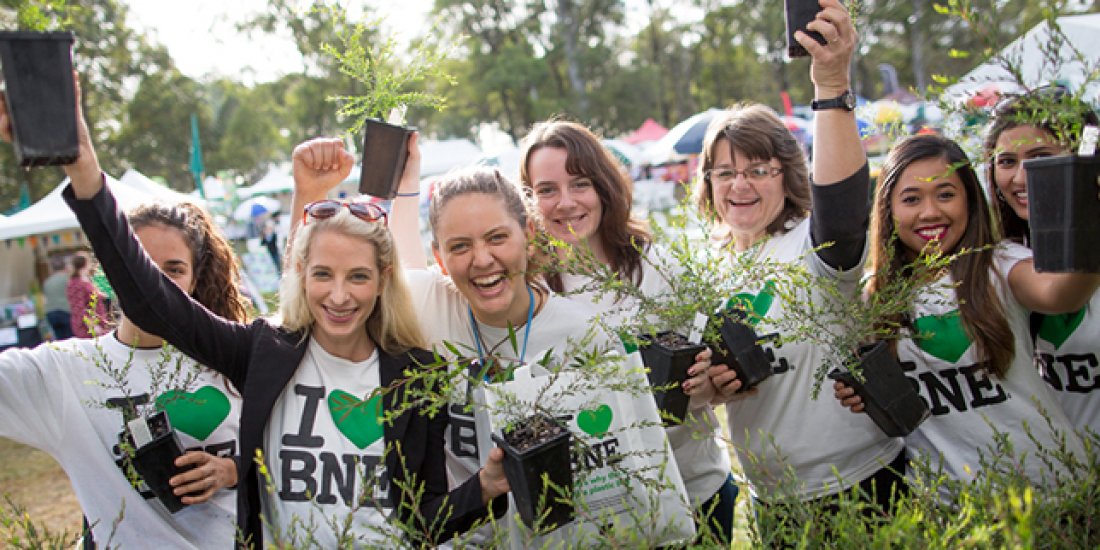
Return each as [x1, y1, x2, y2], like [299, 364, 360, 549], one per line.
[323, 11, 459, 133]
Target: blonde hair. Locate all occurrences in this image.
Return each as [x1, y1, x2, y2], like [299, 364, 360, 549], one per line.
[279, 207, 425, 354]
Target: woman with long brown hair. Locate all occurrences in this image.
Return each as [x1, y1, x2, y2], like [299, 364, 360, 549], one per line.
[519, 119, 736, 543]
[838, 133, 1096, 488]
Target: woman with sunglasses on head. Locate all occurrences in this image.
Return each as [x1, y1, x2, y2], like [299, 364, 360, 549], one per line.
[0, 100, 248, 546]
[290, 134, 620, 545]
[518, 119, 737, 544]
[698, 0, 908, 520]
[834, 133, 1095, 489]
[43, 84, 509, 546]
[982, 88, 1100, 435]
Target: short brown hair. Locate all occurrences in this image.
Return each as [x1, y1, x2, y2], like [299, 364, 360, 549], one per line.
[694, 104, 811, 238]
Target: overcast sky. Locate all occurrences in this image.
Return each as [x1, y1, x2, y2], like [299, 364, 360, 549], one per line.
[124, 0, 432, 83]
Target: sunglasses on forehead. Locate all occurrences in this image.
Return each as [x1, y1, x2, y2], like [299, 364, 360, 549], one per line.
[302, 199, 388, 226]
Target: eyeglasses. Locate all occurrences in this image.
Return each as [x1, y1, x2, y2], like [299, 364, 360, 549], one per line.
[704, 163, 783, 185]
[302, 199, 388, 226]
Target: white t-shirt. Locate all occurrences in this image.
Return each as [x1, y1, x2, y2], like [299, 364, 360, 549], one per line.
[0, 334, 240, 548]
[404, 267, 616, 486]
[1031, 270, 1100, 436]
[559, 244, 732, 504]
[262, 338, 393, 546]
[900, 242, 1086, 488]
[721, 218, 905, 500]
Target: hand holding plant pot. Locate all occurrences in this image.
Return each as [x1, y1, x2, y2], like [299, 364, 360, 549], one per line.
[768, 237, 964, 437]
[324, 12, 457, 199]
[0, 3, 79, 167]
[490, 413, 574, 529]
[931, 5, 1100, 272]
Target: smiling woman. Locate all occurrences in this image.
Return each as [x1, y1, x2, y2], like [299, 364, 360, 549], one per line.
[517, 119, 738, 544]
[38, 70, 511, 545]
[835, 133, 1100, 492]
[376, 149, 618, 545]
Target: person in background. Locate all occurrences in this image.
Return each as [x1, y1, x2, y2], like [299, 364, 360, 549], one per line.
[42, 254, 73, 340]
[260, 217, 282, 273]
[67, 251, 110, 338]
[982, 88, 1100, 436]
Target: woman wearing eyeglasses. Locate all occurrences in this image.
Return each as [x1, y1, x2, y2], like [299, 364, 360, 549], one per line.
[983, 89, 1100, 435]
[698, 0, 907, 524]
[48, 85, 509, 546]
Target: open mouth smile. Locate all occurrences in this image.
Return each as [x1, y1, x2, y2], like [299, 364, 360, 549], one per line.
[916, 225, 948, 241]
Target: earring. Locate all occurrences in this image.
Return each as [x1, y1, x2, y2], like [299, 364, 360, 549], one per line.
[994, 187, 1007, 203]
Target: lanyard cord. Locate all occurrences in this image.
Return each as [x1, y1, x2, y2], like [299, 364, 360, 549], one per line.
[468, 285, 535, 369]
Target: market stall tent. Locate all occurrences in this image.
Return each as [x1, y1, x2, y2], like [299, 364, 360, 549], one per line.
[945, 13, 1100, 104]
[119, 168, 203, 205]
[0, 174, 171, 241]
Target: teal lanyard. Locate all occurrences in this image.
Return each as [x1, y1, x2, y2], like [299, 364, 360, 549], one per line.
[468, 285, 535, 375]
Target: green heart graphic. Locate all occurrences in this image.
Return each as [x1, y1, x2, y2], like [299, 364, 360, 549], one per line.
[327, 390, 385, 449]
[727, 280, 776, 326]
[576, 404, 613, 437]
[1038, 307, 1087, 349]
[913, 310, 972, 363]
[156, 385, 231, 441]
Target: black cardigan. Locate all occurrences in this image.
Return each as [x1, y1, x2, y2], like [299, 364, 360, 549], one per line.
[65, 183, 504, 548]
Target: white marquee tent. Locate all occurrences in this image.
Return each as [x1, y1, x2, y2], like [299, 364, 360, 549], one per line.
[420, 138, 483, 177]
[945, 13, 1100, 104]
[236, 162, 294, 198]
[0, 174, 195, 300]
[119, 168, 202, 205]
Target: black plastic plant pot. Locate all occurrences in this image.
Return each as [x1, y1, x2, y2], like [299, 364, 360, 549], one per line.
[358, 118, 414, 199]
[784, 0, 826, 58]
[638, 331, 706, 425]
[491, 415, 574, 530]
[1024, 155, 1100, 273]
[709, 310, 773, 393]
[828, 341, 930, 438]
[130, 430, 190, 513]
[0, 31, 79, 167]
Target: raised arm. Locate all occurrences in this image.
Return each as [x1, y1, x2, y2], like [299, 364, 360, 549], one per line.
[389, 133, 429, 268]
[288, 138, 356, 239]
[1008, 260, 1100, 314]
[802, 0, 863, 185]
[798, 0, 870, 271]
[1, 77, 255, 387]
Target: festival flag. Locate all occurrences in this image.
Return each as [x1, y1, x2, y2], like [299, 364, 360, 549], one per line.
[190, 113, 207, 200]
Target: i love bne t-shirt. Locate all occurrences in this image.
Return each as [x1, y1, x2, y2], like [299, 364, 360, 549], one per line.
[262, 338, 393, 546]
[899, 242, 1086, 492]
[0, 334, 239, 548]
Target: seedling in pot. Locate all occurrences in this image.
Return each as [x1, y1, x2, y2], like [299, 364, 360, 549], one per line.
[491, 413, 574, 530]
[770, 234, 970, 436]
[827, 342, 930, 438]
[323, 11, 458, 199]
[707, 301, 776, 394]
[637, 331, 706, 425]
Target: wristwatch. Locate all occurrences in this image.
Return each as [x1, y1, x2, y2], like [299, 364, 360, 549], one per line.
[811, 90, 857, 112]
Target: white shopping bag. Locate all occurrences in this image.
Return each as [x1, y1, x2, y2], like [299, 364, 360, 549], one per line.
[473, 352, 695, 548]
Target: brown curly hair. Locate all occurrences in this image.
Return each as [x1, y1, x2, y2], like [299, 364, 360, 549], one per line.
[128, 202, 250, 324]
